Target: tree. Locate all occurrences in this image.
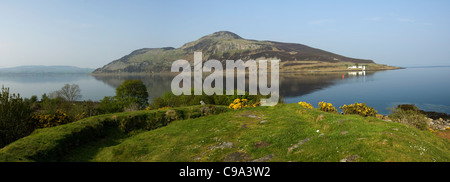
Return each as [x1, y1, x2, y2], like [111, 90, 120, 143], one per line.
[53, 84, 82, 102]
[0, 86, 34, 147]
[115, 79, 149, 109]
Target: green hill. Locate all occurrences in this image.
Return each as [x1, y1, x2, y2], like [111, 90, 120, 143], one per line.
[92, 31, 399, 74]
[1, 104, 448, 162]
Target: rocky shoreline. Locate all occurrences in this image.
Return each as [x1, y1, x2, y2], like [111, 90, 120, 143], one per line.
[398, 104, 450, 131]
[427, 117, 450, 131]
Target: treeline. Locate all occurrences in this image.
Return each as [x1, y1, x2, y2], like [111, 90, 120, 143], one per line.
[0, 80, 151, 148]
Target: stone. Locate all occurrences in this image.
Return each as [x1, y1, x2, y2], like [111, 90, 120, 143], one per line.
[209, 142, 234, 150]
[252, 154, 275, 162]
[316, 114, 324, 122]
[340, 131, 348, 135]
[254, 141, 271, 148]
[223, 152, 252, 162]
[200, 100, 205, 105]
[260, 120, 267, 124]
[248, 114, 260, 118]
[287, 137, 311, 154]
[340, 155, 359, 162]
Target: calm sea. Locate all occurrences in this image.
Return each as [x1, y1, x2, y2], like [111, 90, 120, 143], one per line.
[1, 66, 449, 115]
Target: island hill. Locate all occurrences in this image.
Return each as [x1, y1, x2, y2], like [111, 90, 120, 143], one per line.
[92, 31, 400, 74]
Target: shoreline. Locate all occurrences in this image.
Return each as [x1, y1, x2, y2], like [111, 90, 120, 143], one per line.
[89, 66, 404, 76]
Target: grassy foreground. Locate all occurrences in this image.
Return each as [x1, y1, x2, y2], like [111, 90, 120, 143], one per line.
[1, 104, 449, 162]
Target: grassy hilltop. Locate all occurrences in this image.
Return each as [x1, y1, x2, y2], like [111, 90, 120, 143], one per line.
[1, 104, 448, 162]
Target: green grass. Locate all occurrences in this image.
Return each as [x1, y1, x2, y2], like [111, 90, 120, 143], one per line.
[1, 104, 449, 162]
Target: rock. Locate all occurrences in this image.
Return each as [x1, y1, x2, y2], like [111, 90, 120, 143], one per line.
[392, 128, 399, 131]
[200, 100, 205, 105]
[340, 155, 359, 162]
[252, 154, 275, 162]
[316, 114, 324, 122]
[260, 120, 267, 124]
[209, 142, 234, 150]
[223, 152, 252, 162]
[287, 137, 312, 154]
[376, 114, 384, 119]
[340, 131, 348, 135]
[254, 141, 271, 148]
[428, 117, 450, 130]
[201, 106, 210, 115]
[237, 113, 262, 119]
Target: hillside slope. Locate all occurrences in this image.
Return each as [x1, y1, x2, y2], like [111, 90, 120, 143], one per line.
[93, 31, 396, 74]
[1, 104, 448, 162]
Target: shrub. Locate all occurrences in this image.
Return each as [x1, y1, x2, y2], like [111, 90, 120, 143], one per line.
[0, 86, 34, 148]
[318, 101, 337, 113]
[340, 102, 378, 117]
[97, 96, 123, 114]
[31, 110, 73, 128]
[389, 106, 428, 130]
[228, 98, 259, 109]
[298, 101, 313, 109]
[116, 79, 149, 109]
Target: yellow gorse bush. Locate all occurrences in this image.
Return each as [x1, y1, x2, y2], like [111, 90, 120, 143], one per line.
[158, 106, 171, 110]
[228, 98, 259, 109]
[298, 101, 313, 109]
[340, 102, 378, 117]
[318, 101, 338, 113]
[31, 110, 73, 128]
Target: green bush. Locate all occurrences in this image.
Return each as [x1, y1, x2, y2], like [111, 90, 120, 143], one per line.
[340, 102, 378, 117]
[389, 106, 428, 130]
[116, 79, 149, 109]
[97, 96, 124, 114]
[0, 86, 34, 148]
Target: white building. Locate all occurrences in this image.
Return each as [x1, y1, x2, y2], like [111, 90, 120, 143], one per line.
[348, 65, 366, 71]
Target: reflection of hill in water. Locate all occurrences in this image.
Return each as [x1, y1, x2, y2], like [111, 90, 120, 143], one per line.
[92, 72, 376, 100]
[92, 74, 176, 101]
[279, 72, 376, 97]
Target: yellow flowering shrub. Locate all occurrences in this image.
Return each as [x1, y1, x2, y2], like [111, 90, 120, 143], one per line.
[228, 98, 259, 109]
[298, 101, 313, 109]
[74, 112, 87, 121]
[318, 101, 338, 113]
[340, 102, 378, 117]
[158, 106, 171, 110]
[31, 110, 73, 128]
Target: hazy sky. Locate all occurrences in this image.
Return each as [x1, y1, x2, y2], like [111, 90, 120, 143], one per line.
[1, 0, 449, 68]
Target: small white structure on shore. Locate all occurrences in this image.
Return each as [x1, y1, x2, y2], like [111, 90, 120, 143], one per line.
[348, 65, 366, 71]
